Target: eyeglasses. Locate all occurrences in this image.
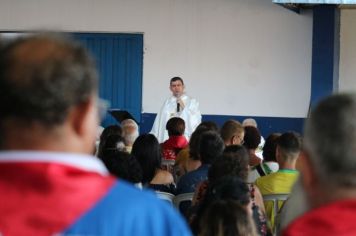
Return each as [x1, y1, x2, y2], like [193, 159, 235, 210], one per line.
[97, 98, 110, 121]
[240, 138, 245, 145]
[234, 134, 244, 145]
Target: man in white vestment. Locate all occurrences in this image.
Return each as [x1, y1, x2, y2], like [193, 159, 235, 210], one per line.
[151, 77, 201, 143]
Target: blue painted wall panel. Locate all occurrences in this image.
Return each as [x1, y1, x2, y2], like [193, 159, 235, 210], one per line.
[74, 33, 143, 127]
[141, 113, 305, 137]
[310, 5, 340, 107]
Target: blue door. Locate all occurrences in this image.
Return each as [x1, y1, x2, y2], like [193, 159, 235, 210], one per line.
[74, 33, 143, 127]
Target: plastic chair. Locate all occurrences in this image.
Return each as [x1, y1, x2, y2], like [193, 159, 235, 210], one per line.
[161, 159, 176, 172]
[173, 192, 194, 209]
[156, 191, 175, 206]
[263, 193, 289, 235]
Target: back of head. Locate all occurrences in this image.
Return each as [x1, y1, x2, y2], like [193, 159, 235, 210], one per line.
[199, 131, 225, 165]
[98, 125, 123, 156]
[0, 34, 98, 150]
[189, 126, 210, 160]
[209, 145, 249, 182]
[199, 200, 257, 236]
[121, 119, 139, 146]
[262, 133, 281, 162]
[220, 120, 244, 144]
[100, 150, 142, 184]
[243, 126, 261, 150]
[277, 132, 301, 161]
[305, 93, 356, 187]
[242, 118, 258, 128]
[166, 117, 185, 136]
[197, 121, 219, 132]
[131, 133, 161, 184]
[100, 125, 122, 142]
[192, 175, 251, 235]
[98, 134, 126, 159]
[204, 176, 251, 208]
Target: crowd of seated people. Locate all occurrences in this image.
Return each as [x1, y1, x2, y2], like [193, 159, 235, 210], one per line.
[95, 115, 298, 235]
[91, 92, 356, 236]
[7, 34, 356, 236]
[94, 107, 309, 236]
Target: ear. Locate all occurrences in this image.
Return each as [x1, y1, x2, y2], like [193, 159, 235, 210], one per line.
[231, 135, 236, 145]
[299, 150, 319, 205]
[68, 97, 98, 152]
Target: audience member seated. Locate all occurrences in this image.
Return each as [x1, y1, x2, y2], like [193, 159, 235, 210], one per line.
[132, 134, 176, 194]
[192, 145, 269, 236]
[0, 34, 191, 235]
[248, 133, 281, 183]
[97, 134, 126, 159]
[175, 121, 219, 177]
[191, 176, 256, 235]
[197, 121, 219, 132]
[175, 125, 211, 178]
[121, 118, 139, 153]
[100, 150, 143, 187]
[177, 131, 224, 194]
[199, 200, 258, 236]
[256, 132, 301, 229]
[244, 126, 262, 167]
[161, 117, 188, 160]
[282, 93, 356, 235]
[220, 120, 245, 146]
[243, 118, 265, 159]
[97, 125, 122, 156]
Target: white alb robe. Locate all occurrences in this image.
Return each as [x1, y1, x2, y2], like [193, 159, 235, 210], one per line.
[151, 94, 202, 143]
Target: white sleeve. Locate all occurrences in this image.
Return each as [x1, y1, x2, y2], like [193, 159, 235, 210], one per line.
[179, 98, 202, 139]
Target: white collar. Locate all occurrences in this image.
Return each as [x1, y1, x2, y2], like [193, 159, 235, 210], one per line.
[0, 151, 109, 176]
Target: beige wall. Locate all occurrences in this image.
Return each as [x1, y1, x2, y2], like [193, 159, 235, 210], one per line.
[0, 0, 313, 117]
[340, 9, 356, 93]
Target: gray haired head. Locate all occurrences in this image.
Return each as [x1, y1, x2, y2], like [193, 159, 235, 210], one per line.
[304, 93, 356, 187]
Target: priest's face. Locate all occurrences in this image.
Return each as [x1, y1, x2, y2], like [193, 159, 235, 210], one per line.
[170, 80, 185, 97]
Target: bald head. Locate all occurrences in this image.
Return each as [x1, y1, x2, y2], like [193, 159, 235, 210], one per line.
[0, 34, 99, 152]
[0, 34, 98, 127]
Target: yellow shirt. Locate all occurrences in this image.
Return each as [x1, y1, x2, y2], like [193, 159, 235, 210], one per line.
[255, 169, 299, 229]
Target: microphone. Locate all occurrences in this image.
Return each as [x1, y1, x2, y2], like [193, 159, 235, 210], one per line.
[177, 102, 180, 113]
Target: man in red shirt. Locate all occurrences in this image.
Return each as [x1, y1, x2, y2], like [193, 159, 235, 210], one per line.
[283, 93, 356, 236]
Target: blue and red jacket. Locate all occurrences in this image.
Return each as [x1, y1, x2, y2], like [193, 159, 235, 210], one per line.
[0, 151, 191, 236]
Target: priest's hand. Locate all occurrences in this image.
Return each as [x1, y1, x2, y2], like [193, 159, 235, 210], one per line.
[177, 98, 185, 111]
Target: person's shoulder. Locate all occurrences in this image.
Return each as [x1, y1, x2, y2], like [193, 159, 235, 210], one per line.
[66, 180, 192, 235]
[151, 169, 174, 184]
[184, 94, 198, 102]
[177, 170, 197, 187]
[282, 200, 356, 236]
[255, 172, 275, 185]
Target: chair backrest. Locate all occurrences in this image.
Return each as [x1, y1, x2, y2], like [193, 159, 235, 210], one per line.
[173, 192, 195, 209]
[161, 159, 176, 172]
[263, 193, 289, 235]
[156, 191, 175, 206]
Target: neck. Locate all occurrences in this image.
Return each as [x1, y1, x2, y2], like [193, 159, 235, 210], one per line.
[0, 122, 92, 154]
[279, 161, 296, 170]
